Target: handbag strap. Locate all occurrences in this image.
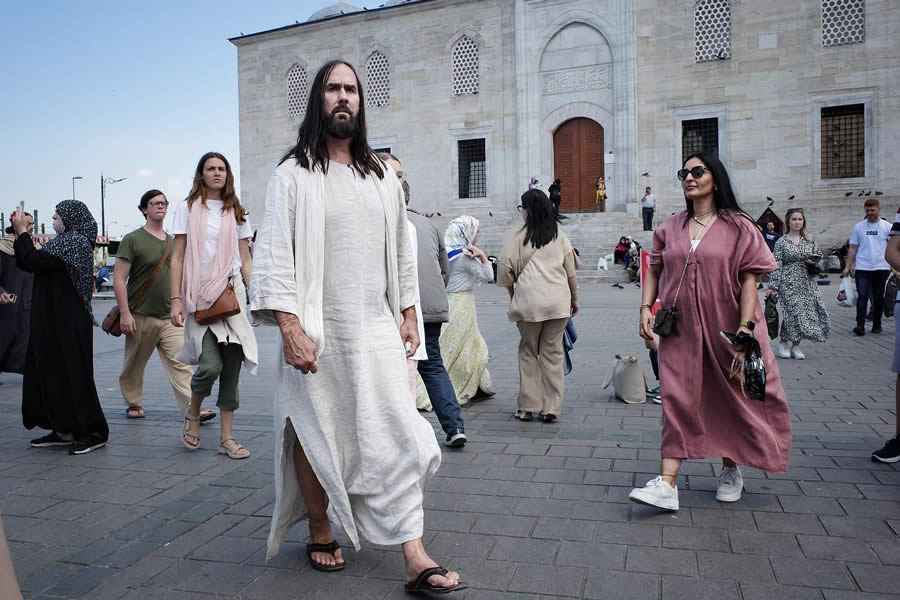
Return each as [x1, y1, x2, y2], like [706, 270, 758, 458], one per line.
[127, 235, 172, 311]
[670, 221, 713, 310]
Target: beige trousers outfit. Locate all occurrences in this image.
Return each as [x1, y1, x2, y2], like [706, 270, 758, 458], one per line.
[119, 313, 194, 413]
[516, 317, 568, 415]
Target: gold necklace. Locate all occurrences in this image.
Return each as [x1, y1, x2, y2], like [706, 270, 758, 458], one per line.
[692, 210, 716, 227]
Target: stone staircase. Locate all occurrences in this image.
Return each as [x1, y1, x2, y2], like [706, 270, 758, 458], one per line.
[422, 208, 652, 282]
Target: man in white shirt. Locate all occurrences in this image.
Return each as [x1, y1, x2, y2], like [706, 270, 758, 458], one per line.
[843, 198, 892, 335]
[641, 187, 656, 231]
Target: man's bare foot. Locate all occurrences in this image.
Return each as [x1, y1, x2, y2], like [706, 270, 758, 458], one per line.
[402, 540, 460, 589]
[308, 517, 344, 568]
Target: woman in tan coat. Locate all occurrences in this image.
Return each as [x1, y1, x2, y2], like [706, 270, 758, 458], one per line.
[498, 189, 579, 422]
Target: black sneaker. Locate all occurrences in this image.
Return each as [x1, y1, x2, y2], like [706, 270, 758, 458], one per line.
[872, 324, 882, 334]
[30, 432, 72, 447]
[872, 437, 900, 463]
[853, 326, 865, 336]
[69, 437, 106, 455]
[445, 430, 467, 447]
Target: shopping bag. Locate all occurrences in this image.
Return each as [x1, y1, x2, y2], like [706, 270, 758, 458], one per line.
[602, 355, 647, 404]
[835, 276, 857, 307]
[764, 295, 779, 339]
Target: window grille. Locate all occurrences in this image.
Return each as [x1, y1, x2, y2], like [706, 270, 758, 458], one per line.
[695, 0, 732, 62]
[821, 104, 864, 179]
[452, 37, 480, 96]
[822, 0, 865, 46]
[287, 64, 308, 117]
[682, 118, 719, 163]
[366, 52, 390, 107]
[457, 139, 486, 198]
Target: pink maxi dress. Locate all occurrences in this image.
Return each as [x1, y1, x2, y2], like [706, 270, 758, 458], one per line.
[652, 211, 792, 473]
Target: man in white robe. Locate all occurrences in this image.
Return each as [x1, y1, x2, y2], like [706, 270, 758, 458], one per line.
[250, 60, 465, 593]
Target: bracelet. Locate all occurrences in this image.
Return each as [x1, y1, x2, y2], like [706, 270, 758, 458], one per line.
[171, 296, 182, 301]
[640, 303, 652, 310]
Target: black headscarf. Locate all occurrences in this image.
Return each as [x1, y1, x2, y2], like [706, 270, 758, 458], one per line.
[40, 200, 97, 322]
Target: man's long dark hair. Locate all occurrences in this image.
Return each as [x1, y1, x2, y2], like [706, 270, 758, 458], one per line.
[520, 189, 562, 249]
[681, 152, 753, 228]
[280, 60, 384, 178]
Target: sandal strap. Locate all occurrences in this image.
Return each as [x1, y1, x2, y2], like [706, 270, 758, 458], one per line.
[183, 414, 200, 422]
[219, 437, 236, 446]
[306, 540, 340, 555]
[413, 566, 449, 589]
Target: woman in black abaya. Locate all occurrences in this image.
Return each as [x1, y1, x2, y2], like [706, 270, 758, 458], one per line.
[12, 200, 108, 455]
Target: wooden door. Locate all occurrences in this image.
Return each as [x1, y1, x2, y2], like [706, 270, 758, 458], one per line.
[553, 118, 604, 212]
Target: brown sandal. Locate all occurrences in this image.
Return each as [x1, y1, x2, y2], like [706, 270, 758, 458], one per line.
[181, 415, 200, 449]
[126, 406, 145, 419]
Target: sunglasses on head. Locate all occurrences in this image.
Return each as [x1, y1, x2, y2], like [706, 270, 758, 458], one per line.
[786, 207, 804, 213]
[677, 166, 711, 181]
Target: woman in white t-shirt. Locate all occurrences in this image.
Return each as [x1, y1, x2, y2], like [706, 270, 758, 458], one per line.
[169, 152, 258, 459]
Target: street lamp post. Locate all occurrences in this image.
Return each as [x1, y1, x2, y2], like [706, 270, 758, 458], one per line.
[100, 174, 127, 238]
[72, 176, 83, 201]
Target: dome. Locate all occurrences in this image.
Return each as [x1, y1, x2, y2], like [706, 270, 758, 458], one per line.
[307, 1, 363, 22]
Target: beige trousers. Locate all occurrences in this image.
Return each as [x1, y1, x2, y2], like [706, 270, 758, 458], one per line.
[119, 313, 193, 413]
[516, 318, 568, 416]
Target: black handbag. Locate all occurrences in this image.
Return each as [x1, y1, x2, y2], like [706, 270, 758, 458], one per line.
[728, 332, 766, 402]
[653, 240, 695, 338]
[764, 295, 779, 339]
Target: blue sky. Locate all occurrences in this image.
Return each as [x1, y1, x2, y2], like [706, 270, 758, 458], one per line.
[1, 1, 337, 237]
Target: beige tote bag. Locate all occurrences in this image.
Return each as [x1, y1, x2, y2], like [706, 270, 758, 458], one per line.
[602, 355, 648, 404]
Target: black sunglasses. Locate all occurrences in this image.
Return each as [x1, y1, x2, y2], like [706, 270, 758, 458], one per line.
[677, 166, 711, 181]
[786, 207, 804, 213]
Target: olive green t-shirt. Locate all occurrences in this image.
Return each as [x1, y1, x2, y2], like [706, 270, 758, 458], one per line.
[115, 228, 172, 319]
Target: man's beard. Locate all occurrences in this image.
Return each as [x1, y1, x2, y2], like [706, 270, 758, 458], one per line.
[326, 110, 359, 139]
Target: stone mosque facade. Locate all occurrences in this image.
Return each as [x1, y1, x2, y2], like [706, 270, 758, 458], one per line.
[231, 0, 898, 257]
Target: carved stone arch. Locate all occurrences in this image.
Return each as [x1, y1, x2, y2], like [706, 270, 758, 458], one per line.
[538, 12, 616, 63]
[361, 43, 391, 65]
[284, 56, 309, 78]
[445, 27, 485, 53]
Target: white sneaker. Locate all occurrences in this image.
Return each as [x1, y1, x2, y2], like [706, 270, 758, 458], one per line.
[790, 346, 805, 360]
[628, 476, 679, 511]
[716, 466, 743, 502]
[775, 343, 791, 359]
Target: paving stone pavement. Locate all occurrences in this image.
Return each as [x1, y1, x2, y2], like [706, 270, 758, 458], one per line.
[1, 281, 898, 599]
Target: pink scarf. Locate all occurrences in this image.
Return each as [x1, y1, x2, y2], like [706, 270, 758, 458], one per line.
[182, 198, 237, 314]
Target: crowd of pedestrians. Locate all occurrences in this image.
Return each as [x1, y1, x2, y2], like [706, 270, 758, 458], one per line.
[1, 57, 898, 594]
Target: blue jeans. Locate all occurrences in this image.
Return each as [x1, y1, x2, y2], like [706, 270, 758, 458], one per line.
[855, 269, 889, 327]
[418, 322, 465, 435]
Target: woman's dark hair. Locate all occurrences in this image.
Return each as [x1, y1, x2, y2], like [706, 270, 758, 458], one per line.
[520, 189, 562, 249]
[681, 152, 753, 228]
[139, 189, 165, 215]
[186, 152, 247, 224]
[280, 60, 384, 179]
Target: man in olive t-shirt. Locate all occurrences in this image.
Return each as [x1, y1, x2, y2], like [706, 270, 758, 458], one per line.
[114, 190, 214, 422]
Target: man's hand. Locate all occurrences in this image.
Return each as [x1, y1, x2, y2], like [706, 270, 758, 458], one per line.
[10, 209, 27, 236]
[276, 313, 318, 374]
[465, 244, 487, 262]
[120, 312, 136, 335]
[570, 297, 579, 316]
[842, 263, 855, 277]
[0, 293, 14, 305]
[399, 307, 420, 358]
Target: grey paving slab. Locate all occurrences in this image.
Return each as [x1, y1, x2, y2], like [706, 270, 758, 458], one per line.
[2, 285, 898, 599]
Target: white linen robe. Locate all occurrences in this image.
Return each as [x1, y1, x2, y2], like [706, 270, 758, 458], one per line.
[250, 158, 441, 557]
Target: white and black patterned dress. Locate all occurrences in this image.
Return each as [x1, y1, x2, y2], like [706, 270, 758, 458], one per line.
[768, 236, 831, 343]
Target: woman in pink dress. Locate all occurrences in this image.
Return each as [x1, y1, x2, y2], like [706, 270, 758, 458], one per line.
[629, 152, 791, 511]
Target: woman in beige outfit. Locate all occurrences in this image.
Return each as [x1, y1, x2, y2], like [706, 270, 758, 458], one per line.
[498, 189, 579, 422]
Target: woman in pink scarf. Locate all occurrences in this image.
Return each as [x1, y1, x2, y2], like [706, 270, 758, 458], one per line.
[630, 152, 791, 512]
[169, 152, 258, 459]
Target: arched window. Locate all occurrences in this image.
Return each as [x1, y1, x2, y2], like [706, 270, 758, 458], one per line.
[366, 51, 390, 107]
[822, 0, 865, 46]
[287, 63, 308, 117]
[451, 36, 479, 96]
[694, 0, 732, 62]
